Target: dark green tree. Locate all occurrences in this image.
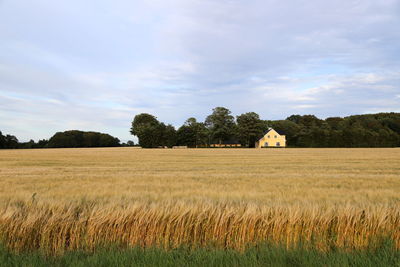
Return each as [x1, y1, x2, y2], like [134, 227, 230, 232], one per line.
[287, 114, 323, 127]
[236, 112, 264, 147]
[0, 131, 5, 149]
[177, 118, 208, 147]
[326, 117, 344, 130]
[48, 131, 119, 148]
[4, 134, 19, 148]
[20, 140, 35, 149]
[48, 131, 79, 147]
[37, 139, 49, 148]
[161, 124, 177, 148]
[130, 113, 165, 148]
[205, 107, 236, 144]
[98, 134, 120, 147]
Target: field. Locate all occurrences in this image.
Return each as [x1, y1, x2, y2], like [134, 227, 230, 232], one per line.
[0, 148, 399, 261]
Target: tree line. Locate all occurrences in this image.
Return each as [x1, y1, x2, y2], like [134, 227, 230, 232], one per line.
[131, 107, 400, 148]
[0, 130, 126, 149]
[2, 109, 400, 149]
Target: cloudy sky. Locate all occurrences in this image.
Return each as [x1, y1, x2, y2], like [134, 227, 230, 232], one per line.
[1, 0, 399, 142]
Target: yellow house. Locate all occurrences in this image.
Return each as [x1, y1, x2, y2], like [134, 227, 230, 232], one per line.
[255, 128, 286, 148]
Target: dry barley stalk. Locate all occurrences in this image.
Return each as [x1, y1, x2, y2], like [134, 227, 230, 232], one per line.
[0, 201, 399, 255]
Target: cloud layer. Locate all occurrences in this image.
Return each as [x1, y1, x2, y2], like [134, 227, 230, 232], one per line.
[0, 0, 399, 141]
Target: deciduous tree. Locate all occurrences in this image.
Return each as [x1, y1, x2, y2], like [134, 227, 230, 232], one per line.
[205, 107, 236, 144]
[236, 112, 264, 147]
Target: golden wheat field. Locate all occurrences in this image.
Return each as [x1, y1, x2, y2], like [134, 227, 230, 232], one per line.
[0, 147, 399, 254]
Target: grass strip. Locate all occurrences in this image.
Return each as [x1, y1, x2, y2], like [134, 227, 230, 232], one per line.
[1, 242, 399, 267]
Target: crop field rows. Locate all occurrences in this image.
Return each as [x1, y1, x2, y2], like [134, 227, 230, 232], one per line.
[0, 148, 399, 255]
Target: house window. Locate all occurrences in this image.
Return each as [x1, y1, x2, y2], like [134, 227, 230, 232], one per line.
[264, 142, 268, 147]
[267, 135, 270, 138]
[276, 142, 280, 146]
[274, 135, 277, 138]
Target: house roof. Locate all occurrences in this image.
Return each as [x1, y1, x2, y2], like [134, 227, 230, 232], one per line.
[265, 128, 275, 134]
[262, 128, 284, 136]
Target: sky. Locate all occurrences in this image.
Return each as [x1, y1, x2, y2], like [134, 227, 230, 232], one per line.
[0, 0, 399, 142]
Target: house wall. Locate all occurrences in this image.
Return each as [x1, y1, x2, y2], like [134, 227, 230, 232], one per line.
[256, 129, 286, 148]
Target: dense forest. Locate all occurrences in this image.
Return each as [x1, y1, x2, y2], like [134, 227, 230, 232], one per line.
[1, 109, 400, 149]
[131, 108, 400, 148]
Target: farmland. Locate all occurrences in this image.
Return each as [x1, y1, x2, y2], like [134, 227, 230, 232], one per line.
[0, 148, 399, 260]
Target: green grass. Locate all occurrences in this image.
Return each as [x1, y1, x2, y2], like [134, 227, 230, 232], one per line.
[1, 243, 399, 267]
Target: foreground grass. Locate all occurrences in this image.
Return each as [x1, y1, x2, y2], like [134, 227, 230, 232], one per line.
[1, 243, 399, 267]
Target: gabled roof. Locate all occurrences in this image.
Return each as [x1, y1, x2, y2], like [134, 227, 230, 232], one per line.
[261, 128, 285, 137]
[265, 128, 273, 134]
[256, 128, 286, 144]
